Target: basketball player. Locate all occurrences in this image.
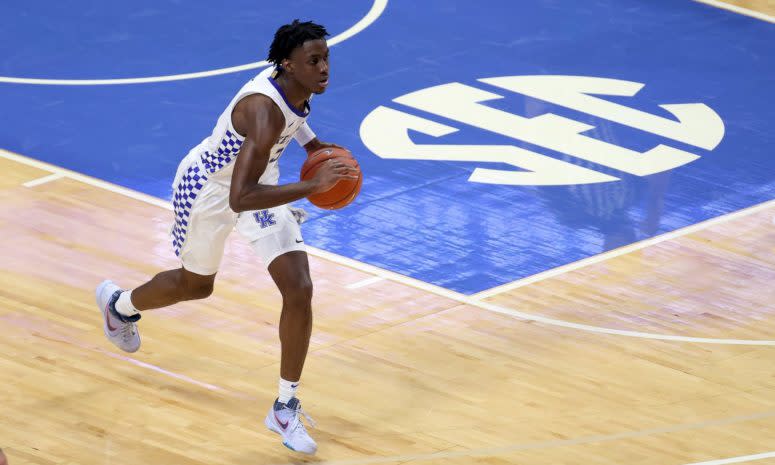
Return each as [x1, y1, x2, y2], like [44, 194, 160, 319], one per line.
[96, 20, 356, 454]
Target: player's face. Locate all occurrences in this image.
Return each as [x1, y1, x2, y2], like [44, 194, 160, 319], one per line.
[288, 39, 330, 94]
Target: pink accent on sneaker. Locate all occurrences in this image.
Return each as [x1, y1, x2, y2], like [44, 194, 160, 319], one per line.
[274, 411, 289, 430]
[104, 305, 118, 331]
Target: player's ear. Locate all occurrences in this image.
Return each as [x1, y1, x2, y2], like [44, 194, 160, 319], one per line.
[282, 58, 293, 74]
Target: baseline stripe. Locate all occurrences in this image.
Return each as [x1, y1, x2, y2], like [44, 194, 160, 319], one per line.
[693, 0, 775, 23]
[3, 148, 774, 346]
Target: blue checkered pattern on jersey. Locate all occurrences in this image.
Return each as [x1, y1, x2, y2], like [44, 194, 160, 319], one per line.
[201, 129, 243, 173]
[171, 163, 208, 256]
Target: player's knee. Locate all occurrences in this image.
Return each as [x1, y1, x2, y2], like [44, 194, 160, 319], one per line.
[185, 281, 214, 300]
[279, 277, 313, 305]
[174, 271, 214, 301]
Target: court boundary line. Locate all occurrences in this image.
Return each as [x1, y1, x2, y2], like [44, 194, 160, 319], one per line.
[345, 276, 386, 289]
[467, 0, 775, 300]
[1, 313, 252, 399]
[0, 0, 388, 86]
[693, 0, 775, 23]
[470, 198, 775, 300]
[686, 451, 775, 465]
[22, 172, 64, 187]
[3, 148, 775, 346]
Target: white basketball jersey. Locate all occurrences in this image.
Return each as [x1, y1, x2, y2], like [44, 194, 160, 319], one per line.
[187, 66, 310, 187]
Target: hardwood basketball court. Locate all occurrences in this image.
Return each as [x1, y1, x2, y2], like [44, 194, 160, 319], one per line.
[1, 1, 774, 464]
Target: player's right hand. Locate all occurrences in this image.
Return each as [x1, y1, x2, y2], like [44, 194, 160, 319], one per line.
[311, 158, 359, 193]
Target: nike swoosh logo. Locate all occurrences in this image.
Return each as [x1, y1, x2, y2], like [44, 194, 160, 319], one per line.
[295, 239, 304, 244]
[274, 412, 289, 429]
[105, 305, 118, 332]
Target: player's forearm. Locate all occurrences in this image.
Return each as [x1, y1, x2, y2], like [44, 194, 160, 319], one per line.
[229, 181, 318, 212]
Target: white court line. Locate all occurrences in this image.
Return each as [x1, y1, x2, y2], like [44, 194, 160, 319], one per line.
[295, 201, 775, 346]
[693, 0, 775, 23]
[3, 148, 775, 346]
[468, 295, 775, 346]
[2, 314, 249, 398]
[471, 198, 775, 300]
[684, 451, 775, 465]
[99, 349, 224, 392]
[22, 172, 65, 187]
[1, 149, 172, 209]
[345, 276, 386, 289]
[0, 0, 388, 86]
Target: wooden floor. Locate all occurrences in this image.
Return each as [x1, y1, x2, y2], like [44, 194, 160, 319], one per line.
[722, 0, 775, 15]
[1, 4, 774, 464]
[2, 157, 775, 465]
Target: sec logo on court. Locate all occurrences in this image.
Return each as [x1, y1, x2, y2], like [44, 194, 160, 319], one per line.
[360, 75, 725, 186]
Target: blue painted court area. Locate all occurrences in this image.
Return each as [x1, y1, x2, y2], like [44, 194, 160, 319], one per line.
[1, 0, 773, 294]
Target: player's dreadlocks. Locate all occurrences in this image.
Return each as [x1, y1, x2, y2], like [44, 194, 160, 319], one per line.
[268, 20, 329, 73]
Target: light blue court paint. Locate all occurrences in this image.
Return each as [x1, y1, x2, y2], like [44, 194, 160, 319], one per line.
[1, 0, 773, 294]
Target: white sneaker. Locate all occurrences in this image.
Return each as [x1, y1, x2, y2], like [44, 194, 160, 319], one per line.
[96, 280, 141, 353]
[264, 398, 318, 454]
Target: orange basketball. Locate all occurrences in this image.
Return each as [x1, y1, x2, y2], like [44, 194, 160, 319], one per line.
[300, 147, 362, 210]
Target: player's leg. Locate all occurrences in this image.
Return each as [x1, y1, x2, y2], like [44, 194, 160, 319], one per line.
[264, 250, 317, 454]
[237, 206, 312, 387]
[96, 268, 216, 352]
[269, 251, 313, 383]
[237, 206, 317, 454]
[131, 267, 216, 309]
[97, 174, 235, 353]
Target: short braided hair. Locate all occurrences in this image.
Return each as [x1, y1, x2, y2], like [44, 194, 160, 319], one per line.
[267, 20, 329, 71]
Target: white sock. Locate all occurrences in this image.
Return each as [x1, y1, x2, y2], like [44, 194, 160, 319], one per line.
[278, 378, 299, 404]
[115, 290, 139, 317]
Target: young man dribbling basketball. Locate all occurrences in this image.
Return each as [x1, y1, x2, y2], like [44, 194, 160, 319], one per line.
[96, 20, 357, 454]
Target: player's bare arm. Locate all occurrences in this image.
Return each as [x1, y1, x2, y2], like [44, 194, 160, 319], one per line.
[229, 94, 355, 212]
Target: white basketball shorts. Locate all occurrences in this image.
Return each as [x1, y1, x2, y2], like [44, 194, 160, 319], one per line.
[170, 158, 305, 276]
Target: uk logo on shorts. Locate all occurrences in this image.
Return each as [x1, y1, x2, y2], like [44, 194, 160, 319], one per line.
[254, 210, 276, 228]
